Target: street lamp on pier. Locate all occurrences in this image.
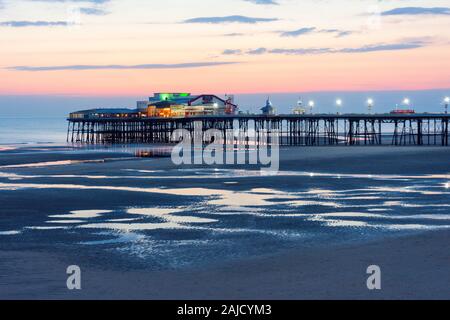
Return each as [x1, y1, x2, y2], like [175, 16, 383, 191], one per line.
[308, 100, 315, 114]
[403, 98, 410, 107]
[336, 99, 342, 115]
[367, 98, 374, 114]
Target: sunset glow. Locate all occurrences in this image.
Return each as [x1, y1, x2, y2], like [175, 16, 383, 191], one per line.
[1, 0, 449, 95]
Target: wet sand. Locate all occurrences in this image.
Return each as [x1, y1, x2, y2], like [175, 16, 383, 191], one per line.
[1, 229, 449, 300]
[0, 146, 449, 300]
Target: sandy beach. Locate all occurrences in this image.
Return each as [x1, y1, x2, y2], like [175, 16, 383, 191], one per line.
[1, 229, 449, 300]
[0, 145, 449, 300]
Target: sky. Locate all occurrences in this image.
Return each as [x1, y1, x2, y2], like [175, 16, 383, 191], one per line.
[0, 0, 450, 98]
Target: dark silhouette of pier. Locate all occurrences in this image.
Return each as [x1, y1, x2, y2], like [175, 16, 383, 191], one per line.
[67, 114, 450, 146]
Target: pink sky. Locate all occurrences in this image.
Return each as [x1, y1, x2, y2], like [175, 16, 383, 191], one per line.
[0, 0, 449, 95]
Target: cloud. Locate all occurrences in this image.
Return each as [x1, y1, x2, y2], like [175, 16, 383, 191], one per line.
[30, 0, 111, 15]
[223, 33, 246, 37]
[223, 49, 243, 55]
[339, 43, 425, 53]
[243, 0, 279, 5]
[267, 48, 332, 55]
[224, 40, 428, 56]
[79, 7, 108, 15]
[247, 48, 268, 55]
[8, 62, 240, 72]
[183, 15, 278, 24]
[0, 21, 69, 27]
[321, 29, 353, 38]
[280, 27, 316, 37]
[381, 7, 450, 16]
[280, 27, 353, 38]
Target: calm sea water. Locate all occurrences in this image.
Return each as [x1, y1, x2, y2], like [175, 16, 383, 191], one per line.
[0, 117, 67, 145]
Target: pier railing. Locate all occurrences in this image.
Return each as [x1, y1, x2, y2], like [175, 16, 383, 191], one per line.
[67, 114, 450, 146]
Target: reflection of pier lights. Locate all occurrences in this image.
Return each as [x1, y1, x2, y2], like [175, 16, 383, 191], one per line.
[336, 99, 342, 115]
[367, 98, 374, 114]
[444, 97, 450, 114]
[308, 100, 315, 114]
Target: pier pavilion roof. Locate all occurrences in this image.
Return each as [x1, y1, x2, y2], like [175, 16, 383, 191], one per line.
[148, 93, 237, 108]
[72, 108, 138, 115]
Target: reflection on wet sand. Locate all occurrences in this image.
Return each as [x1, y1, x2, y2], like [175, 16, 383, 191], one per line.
[127, 207, 217, 224]
[0, 159, 105, 169]
[49, 210, 113, 219]
[0, 230, 21, 235]
[0, 167, 449, 254]
[1, 168, 449, 183]
[80, 222, 187, 232]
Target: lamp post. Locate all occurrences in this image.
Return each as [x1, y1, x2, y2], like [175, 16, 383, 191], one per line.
[308, 100, 315, 114]
[367, 98, 374, 114]
[336, 99, 342, 115]
[444, 97, 450, 114]
[403, 98, 410, 107]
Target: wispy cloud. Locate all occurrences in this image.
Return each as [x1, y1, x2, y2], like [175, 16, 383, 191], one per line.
[339, 43, 425, 53]
[267, 48, 331, 55]
[243, 0, 279, 5]
[183, 15, 278, 24]
[223, 33, 246, 37]
[0, 21, 69, 27]
[280, 27, 353, 38]
[223, 39, 428, 56]
[321, 29, 353, 38]
[280, 27, 316, 37]
[381, 7, 450, 16]
[247, 48, 268, 55]
[79, 7, 108, 15]
[223, 49, 243, 55]
[30, 0, 111, 15]
[8, 62, 240, 72]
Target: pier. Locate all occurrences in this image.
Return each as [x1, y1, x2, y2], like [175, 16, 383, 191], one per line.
[67, 114, 450, 146]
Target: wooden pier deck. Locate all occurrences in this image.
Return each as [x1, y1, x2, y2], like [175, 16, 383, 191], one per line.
[67, 113, 450, 146]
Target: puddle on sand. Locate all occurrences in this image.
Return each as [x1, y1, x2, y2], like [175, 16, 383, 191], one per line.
[0, 230, 21, 236]
[127, 207, 218, 224]
[49, 210, 113, 219]
[79, 222, 188, 232]
[0, 159, 105, 169]
[47, 220, 86, 224]
[25, 226, 67, 230]
[80, 233, 145, 245]
[1, 173, 449, 243]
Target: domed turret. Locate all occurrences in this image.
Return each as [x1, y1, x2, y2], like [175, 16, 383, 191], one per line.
[261, 97, 276, 115]
[293, 97, 306, 115]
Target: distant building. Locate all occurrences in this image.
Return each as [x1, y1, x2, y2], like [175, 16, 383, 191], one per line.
[292, 99, 306, 115]
[69, 93, 238, 120]
[146, 93, 238, 118]
[69, 108, 139, 119]
[261, 98, 276, 116]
